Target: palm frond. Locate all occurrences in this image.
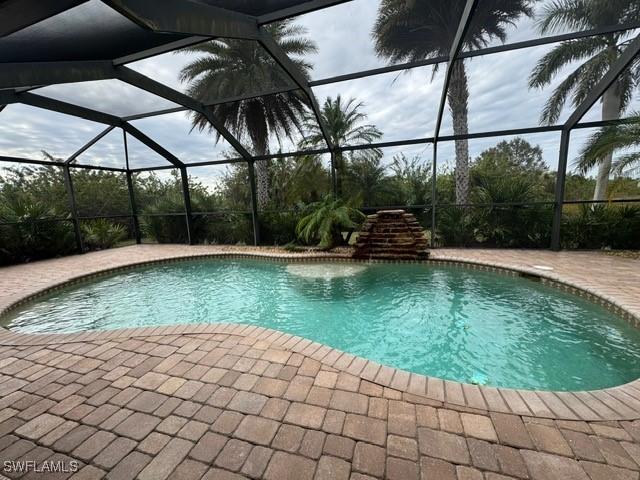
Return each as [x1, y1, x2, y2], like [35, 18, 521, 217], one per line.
[295, 195, 365, 249]
[612, 152, 640, 175]
[536, 0, 590, 34]
[177, 20, 317, 154]
[575, 113, 640, 173]
[538, 65, 585, 124]
[528, 37, 607, 89]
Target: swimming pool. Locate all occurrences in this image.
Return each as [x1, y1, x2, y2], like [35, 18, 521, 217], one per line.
[3, 258, 639, 391]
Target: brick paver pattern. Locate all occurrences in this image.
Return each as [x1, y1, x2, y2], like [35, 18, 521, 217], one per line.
[0, 325, 638, 479]
[0, 246, 638, 479]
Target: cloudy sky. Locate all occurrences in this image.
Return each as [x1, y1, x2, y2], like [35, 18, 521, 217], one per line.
[0, 0, 638, 190]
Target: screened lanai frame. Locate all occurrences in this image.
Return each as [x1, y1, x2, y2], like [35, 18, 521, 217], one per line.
[1, 0, 639, 252]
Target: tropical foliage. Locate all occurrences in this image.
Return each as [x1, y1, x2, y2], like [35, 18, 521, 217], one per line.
[2, 2, 640, 263]
[529, 0, 640, 200]
[178, 20, 317, 208]
[82, 219, 127, 250]
[576, 113, 640, 177]
[389, 153, 432, 206]
[2, 132, 639, 265]
[0, 197, 75, 265]
[295, 196, 366, 249]
[299, 95, 382, 195]
[562, 204, 640, 249]
[373, 0, 535, 204]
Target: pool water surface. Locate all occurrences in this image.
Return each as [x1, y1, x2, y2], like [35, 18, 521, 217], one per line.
[3, 259, 640, 391]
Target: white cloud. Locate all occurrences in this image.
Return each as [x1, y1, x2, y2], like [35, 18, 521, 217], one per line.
[1, 1, 638, 178]
[130, 111, 235, 164]
[0, 104, 104, 160]
[36, 80, 179, 117]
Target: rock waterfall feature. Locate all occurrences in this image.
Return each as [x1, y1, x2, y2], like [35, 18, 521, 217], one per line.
[353, 209, 429, 260]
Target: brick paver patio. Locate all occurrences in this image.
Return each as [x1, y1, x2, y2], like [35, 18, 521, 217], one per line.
[0, 245, 639, 479]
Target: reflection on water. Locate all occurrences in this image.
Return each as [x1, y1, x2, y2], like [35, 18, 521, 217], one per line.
[4, 259, 640, 391]
[286, 263, 367, 279]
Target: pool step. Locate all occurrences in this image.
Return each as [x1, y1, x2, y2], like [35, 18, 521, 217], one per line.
[361, 240, 425, 248]
[361, 225, 424, 233]
[353, 209, 429, 260]
[357, 251, 428, 259]
[358, 232, 427, 244]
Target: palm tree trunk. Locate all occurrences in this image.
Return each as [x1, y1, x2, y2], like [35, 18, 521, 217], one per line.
[330, 150, 338, 198]
[447, 60, 470, 205]
[252, 144, 270, 210]
[592, 84, 622, 201]
[335, 151, 345, 198]
[254, 161, 269, 209]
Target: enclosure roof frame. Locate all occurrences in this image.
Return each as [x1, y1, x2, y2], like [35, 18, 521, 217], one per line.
[0, 0, 637, 172]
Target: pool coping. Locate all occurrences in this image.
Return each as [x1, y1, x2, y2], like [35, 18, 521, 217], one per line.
[1, 248, 640, 421]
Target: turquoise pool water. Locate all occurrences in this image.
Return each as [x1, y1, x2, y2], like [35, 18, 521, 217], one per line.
[3, 259, 640, 391]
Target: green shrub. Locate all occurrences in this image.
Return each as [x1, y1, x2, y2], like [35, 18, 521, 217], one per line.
[142, 214, 190, 244]
[260, 210, 300, 245]
[473, 204, 552, 248]
[82, 219, 127, 250]
[609, 205, 640, 248]
[140, 181, 224, 244]
[0, 200, 75, 264]
[437, 204, 552, 248]
[436, 207, 477, 247]
[142, 205, 253, 246]
[562, 204, 640, 249]
[437, 174, 552, 248]
[140, 192, 196, 244]
[296, 196, 365, 249]
[200, 213, 253, 245]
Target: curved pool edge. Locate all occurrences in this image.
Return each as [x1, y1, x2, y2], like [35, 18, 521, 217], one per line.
[1, 245, 639, 421]
[2, 249, 638, 329]
[1, 321, 640, 421]
[0, 251, 351, 320]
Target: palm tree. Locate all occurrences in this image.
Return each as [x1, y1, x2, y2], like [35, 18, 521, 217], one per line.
[373, 0, 534, 204]
[529, 0, 640, 201]
[296, 195, 365, 249]
[577, 113, 640, 177]
[299, 95, 382, 196]
[179, 21, 317, 209]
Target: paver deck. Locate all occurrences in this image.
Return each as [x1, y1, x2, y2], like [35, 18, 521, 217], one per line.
[0, 245, 639, 479]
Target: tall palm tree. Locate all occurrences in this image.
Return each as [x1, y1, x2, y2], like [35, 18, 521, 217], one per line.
[179, 21, 317, 209]
[528, 0, 640, 201]
[299, 95, 382, 196]
[373, 0, 534, 204]
[577, 113, 640, 177]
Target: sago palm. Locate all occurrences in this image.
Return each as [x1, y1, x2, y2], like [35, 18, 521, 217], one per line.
[577, 113, 640, 177]
[299, 95, 382, 196]
[373, 0, 534, 204]
[529, 0, 640, 200]
[179, 21, 317, 209]
[296, 195, 365, 249]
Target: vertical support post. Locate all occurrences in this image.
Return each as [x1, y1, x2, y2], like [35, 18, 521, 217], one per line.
[62, 164, 84, 253]
[179, 166, 194, 245]
[247, 160, 260, 246]
[123, 131, 141, 244]
[430, 141, 438, 248]
[551, 129, 571, 251]
[126, 171, 141, 244]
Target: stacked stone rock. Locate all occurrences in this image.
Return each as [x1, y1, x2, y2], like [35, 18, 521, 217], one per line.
[353, 209, 429, 260]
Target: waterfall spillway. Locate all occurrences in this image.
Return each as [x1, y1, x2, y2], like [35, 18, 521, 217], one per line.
[353, 209, 429, 260]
